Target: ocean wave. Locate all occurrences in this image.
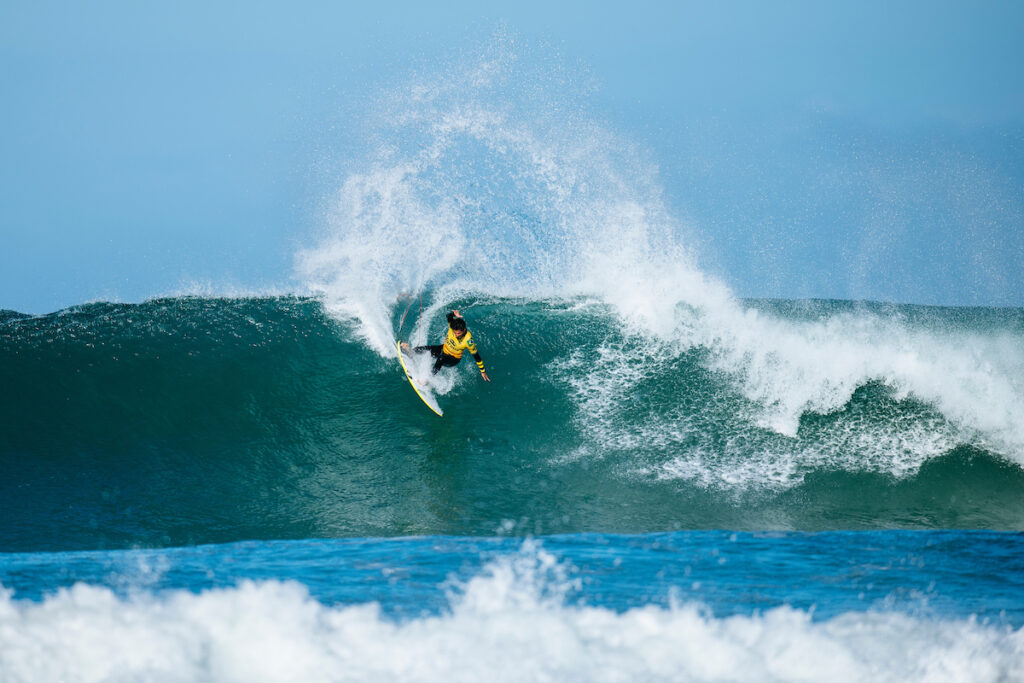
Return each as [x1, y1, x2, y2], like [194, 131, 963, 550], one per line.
[288, 41, 1024, 483]
[1, 543, 1021, 683]
[2, 296, 1023, 550]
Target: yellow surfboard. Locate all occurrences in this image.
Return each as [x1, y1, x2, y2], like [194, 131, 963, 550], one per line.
[397, 340, 443, 416]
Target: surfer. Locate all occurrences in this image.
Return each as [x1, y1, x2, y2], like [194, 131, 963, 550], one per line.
[401, 310, 490, 382]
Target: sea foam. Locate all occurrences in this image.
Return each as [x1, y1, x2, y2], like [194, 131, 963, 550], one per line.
[1, 547, 1021, 683]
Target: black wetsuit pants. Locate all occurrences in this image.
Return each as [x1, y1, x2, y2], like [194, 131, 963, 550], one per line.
[415, 345, 461, 374]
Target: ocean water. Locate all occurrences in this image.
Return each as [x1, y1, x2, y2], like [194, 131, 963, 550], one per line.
[2, 296, 1023, 681]
[2, 296, 1024, 551]
[0, 532, 1021, 682]
[4, 46, 1024, 682]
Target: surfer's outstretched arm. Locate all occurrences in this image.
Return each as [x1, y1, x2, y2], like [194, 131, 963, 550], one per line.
[474, 352, 490, 382]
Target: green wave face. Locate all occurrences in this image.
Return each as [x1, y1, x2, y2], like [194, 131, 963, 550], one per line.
[2, 295, 1023, 551]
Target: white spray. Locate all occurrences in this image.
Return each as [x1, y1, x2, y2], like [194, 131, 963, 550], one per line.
[296, 39, 1024, 481]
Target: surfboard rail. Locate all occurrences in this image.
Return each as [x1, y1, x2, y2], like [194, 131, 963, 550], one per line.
[396, 340, 443, 416]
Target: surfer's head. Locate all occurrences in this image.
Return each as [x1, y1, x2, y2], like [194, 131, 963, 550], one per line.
[450, 317, 467, 336]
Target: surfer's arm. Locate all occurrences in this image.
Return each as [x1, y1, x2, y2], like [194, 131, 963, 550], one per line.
[414, 344, 443, 356]
[473, 353, 489, 380]
[469, 342, 490, 382]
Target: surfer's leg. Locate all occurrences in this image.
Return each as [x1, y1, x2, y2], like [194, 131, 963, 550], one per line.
[415, 344, 444, 357]
[431, 353, 461, 375]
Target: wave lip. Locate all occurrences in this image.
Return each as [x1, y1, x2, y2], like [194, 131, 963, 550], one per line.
[286, 42, 1024, 482]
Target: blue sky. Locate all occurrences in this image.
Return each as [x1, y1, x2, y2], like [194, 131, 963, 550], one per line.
[2, 1, 1023, 313]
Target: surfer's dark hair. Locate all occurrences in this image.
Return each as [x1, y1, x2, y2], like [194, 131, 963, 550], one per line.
[450, 317, 467, 332]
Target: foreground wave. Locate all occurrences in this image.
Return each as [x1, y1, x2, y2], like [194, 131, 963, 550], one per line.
[2, 533, 1022, 683]
[2, 296, 1023, 550]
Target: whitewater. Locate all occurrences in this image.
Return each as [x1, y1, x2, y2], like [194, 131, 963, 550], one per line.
[2, 535, 1023, 682]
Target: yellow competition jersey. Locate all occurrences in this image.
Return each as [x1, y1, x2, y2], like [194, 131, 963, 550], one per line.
[442, 328, 476, 359]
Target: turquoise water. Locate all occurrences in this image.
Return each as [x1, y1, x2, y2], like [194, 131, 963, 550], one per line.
[4, 532, 1023, 623]
[3, 296, 1023, 552]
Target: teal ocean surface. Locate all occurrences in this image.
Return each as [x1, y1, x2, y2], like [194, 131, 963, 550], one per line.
[3, 296, 1023, 550]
